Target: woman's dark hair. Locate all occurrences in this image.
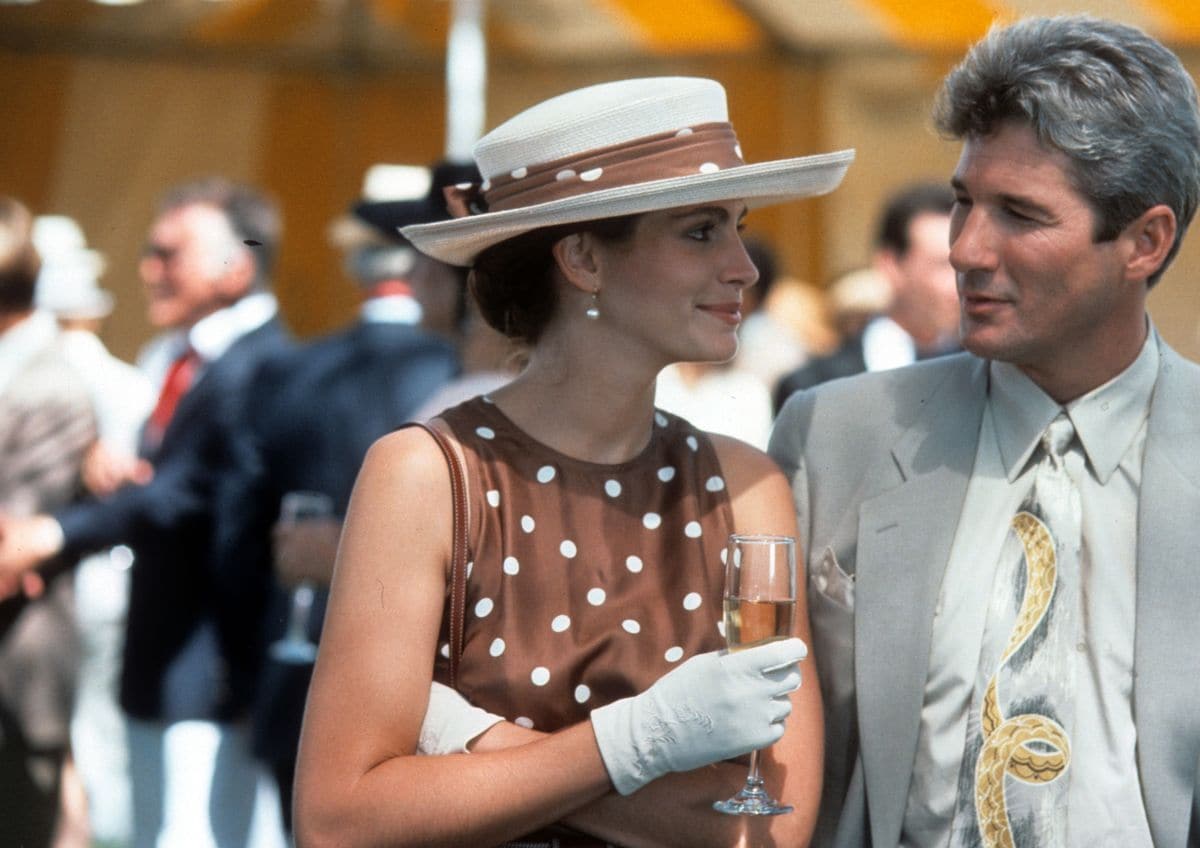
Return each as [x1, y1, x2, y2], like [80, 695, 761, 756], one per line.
[0, 196, 41, 313]
[470, 215, 639, 346]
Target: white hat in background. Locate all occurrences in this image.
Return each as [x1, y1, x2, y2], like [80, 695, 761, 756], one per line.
[33, 215, 114, 320]
[402, 76, 855, 266]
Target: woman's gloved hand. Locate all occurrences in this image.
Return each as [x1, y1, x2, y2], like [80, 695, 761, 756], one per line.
[417, 681, 505, 755]
[589, 637, 807, 795]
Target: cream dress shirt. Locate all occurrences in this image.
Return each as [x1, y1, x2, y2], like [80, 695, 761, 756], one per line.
[901, 330, 1160, 847]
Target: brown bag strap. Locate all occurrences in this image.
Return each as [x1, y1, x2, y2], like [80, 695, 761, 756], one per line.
[410, 421, 469, 689]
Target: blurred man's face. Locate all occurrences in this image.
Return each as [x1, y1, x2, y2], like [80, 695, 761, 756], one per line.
[897, 211, 957, 333]
[140, 203, 241, 330]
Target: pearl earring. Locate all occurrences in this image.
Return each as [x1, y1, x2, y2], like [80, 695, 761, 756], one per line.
[585, 288, 600, 320]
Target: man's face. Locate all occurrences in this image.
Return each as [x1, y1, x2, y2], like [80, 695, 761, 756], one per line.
[140, 203, 243, 330]
[949, 121, 1146, 397]
[895, 211, 957, 332]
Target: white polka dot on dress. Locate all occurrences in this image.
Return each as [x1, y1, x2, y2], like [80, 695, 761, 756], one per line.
[657, 466, 676, 483]
[439, 643, 450, 659]
[511, 166, 528, 179]
[587, 587, 606, 606]
[684, 521, 702, 539]
[531, 666, 551, 686]
[675, 127, 694, 137]
[551, 614, 571, 632]
[626, 555, 643, 573]
[560, 540, 577, 558]
[537, 465, 556, 484]
[580, 167, 603, 182]
[605, 480, 622, 498]
[717, 619, 726, 638]
[503, 556, 520, 575]
[622, 619, 641, 634]
[642, 513, 662, 530]
[574, 684, 592, 703]
[655, 412, 668, 428]
[515, 716, 534, 728]
[466, 561, 474, 578]
[556, 169, 576, 181]
[489, 637, 506, 657]
[521, 515, 535, 533]
[683, 592, 703, 611]
[686, 435, 699, 452]
[476, 426, 495, 440]
[664, 646, 684, 663]
[486, 490, 500, 507]
[706, 476, 726, 492]
[699, 162, 720, 174]
[475, 598, 494, 618]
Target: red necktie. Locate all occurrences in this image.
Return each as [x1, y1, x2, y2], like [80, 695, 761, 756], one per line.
[147, 348, 200, 438]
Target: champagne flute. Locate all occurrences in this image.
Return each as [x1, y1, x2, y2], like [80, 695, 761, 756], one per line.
[713, 533, 798, 817]
[269, 490, 334, 664]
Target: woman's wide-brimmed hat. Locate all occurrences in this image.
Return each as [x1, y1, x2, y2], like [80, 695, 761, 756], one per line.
[401, 77, 855, 266]
[32, 215, 114, 320]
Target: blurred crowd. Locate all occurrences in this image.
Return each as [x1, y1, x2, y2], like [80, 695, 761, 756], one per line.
[0, 168, 954, 847]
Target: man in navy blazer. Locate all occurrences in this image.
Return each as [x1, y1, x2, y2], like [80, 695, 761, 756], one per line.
[770, 16, 1200, 848]
[216, 161, 474, 829]
[0, 178, 293, 847]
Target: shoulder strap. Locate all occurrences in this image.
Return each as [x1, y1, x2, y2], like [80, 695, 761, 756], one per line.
[410, 420, 470, 689]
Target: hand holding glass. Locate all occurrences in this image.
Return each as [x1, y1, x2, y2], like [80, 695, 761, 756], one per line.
[714, 533, 798, 816]
[269, 490, 334, 664]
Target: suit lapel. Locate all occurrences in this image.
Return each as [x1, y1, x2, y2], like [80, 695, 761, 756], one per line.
[855, 357, 988, 846]
[1135, 342, 1200, 846]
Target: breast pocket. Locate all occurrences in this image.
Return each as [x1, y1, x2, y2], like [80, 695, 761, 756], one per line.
[807, 546, 856, 708]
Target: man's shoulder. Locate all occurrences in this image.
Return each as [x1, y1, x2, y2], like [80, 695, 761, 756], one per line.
[11, 340, 92, 409]
[799, 352, 978, 413]
[770, 353, 983, 465]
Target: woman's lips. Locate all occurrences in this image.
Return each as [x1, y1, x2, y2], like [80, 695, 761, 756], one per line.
[698, 302, 742, 325]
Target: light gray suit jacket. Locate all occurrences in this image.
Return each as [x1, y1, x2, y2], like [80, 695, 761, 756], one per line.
[769, 337, 1200, 848]
[0, 335, 95, 749]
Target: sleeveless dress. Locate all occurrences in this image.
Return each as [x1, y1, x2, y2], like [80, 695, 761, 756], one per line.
[435, 395, 735, 732]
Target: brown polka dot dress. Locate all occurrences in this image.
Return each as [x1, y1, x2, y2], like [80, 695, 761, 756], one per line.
[434, 396, 735, 732]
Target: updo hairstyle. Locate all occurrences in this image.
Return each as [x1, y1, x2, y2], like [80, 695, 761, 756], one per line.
[470, 214, 639, 346]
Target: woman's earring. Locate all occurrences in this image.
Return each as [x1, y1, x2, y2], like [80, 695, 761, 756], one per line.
[585, 288, 600, 320]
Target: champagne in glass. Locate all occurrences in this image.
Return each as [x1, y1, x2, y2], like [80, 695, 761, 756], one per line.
[713, 533, 798, 817]
[269, 490, 334, 664]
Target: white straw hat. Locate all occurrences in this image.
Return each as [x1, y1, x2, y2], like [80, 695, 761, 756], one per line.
[33, 215, 114, 320]
[402, 77, 855, 266]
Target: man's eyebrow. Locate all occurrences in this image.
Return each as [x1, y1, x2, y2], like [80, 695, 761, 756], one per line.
[950, 178, 1052, 215]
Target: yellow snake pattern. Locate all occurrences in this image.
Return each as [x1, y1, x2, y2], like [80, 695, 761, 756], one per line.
[973, 511, 1071, 848]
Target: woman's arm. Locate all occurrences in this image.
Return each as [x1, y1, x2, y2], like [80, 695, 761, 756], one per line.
[294, 429, 805, 848]
[293, 429, 614, 848]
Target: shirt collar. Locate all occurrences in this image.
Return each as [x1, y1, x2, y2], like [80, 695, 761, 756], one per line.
[360, 293, 422, 325]
[989, 325, 1159, 484]
[0, 310, 59, 396]
[188, 291, 278, 362]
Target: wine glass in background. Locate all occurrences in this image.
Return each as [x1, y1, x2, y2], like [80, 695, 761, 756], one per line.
[269, 490, 334, 664]
[713, 533, 798, 817]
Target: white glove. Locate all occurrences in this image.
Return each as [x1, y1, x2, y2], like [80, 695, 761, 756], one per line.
[417, 682, 505, 755]
[590, 637, 807, 795]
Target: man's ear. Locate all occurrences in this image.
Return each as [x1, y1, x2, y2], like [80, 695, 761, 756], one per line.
[551, 232, 601, 295]
[216, 243, 257, 301]
[1122, 204, 1176, 284]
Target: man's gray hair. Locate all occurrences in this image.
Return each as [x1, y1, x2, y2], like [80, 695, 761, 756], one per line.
[933, 15, 1200, 285]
